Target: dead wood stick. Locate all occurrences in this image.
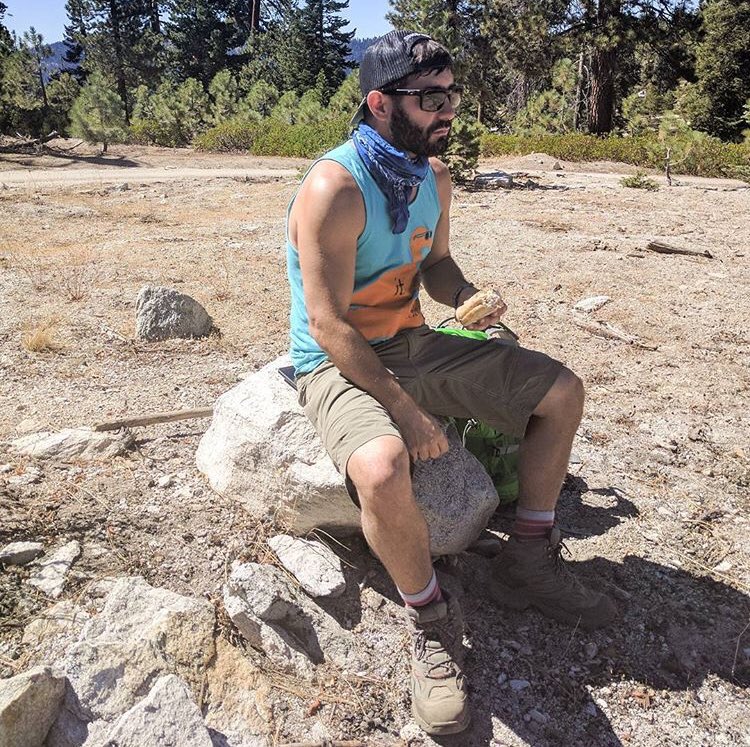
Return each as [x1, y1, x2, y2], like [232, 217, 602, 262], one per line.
[278, 742, 365, 747]
[646, 240, 713, 259]
[93, 407, 214, 431]
[573, 317, 658, 351]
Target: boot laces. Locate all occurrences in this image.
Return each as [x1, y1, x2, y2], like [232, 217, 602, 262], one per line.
[548, 536, 582, 585]
[414, 615, 461, 679]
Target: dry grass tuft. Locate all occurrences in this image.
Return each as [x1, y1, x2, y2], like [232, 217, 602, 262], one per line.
[22, 319, 62, 353]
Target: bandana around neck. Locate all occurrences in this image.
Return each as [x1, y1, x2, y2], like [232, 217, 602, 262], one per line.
[352, 123, 430, 234]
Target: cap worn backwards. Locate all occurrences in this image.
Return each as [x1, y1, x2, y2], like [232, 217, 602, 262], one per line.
[350, 30, 437, 128]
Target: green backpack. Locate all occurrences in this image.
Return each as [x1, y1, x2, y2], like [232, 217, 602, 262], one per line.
[433, 324, 521, 505]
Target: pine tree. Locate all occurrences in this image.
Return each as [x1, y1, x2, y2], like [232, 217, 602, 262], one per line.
[164, 0, 234, 85]
[63, 0, 89, 82]
[270, 90, 299, 123]
[47, 72, 82, 134]
[69, 71, 128, 151]
[327, 69, 361, 117]
[286, 0, 354, 98]
[444, 116, 481, 182]
[20, 28, 51, 116]
[209, 69, 240, 124]
[694, 0, 750, 140]
[242, 79, 279, 118]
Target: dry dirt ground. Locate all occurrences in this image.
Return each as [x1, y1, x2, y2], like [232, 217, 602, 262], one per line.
[1, 140, 749, 746]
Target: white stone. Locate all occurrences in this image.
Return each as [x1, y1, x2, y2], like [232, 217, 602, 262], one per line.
[0, 666, 66, 747]
[47, 576, 216, 733]
[7, 467, 42, 485]
[0, 541, 44, 566]
[225, 561, 356, 674]
[27, 541, 81, 598]
[11, 428, 133, 462]
[573, 295, 611, 313]
[197, 356, 499, 555]
[268, 534, 346, 598]
[84, 675, 212, 747]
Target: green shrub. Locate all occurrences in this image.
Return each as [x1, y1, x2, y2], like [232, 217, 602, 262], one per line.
[194, 116, 349, 157]
[620, 171, 659, 190]
[193, 120, 259, 151]
[480, 132, 750, 178]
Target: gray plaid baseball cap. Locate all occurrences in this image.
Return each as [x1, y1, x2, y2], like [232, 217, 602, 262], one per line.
[350, 30, 438, 128]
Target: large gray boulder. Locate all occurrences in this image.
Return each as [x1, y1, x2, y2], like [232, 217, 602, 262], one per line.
[83, 675, 213, 747]
[196, 355, 499, 556]
[135, 285, 214, 341]
[44, 576, 216, 745]
[224, 561, 356, 675]
[0, 666, 66, 747]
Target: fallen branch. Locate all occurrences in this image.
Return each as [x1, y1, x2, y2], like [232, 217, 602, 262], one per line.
[573, 316, 658, 350]
[93, 406, 213, 431]
[0, 130, 59, 152]
[646, 240, 713, 259]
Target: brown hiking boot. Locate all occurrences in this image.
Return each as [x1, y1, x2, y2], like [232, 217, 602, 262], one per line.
[406, 594, 470, 735]
[489, 528, 616, 631]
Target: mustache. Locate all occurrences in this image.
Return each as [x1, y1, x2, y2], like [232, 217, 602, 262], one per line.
[428, 122, 452, 136]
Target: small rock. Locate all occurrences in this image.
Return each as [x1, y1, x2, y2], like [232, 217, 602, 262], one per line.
[268, 534, 346, 598]
[584, 642, 598, 659]
[0, 463, 13, 473]
[11, 428, 133, 462]
[573, 295, 611, 313]
[135, 285, 215, 341]
[7, 467, 42, 486]
[553, 162, 563, 170]
[0, 541, 44, 566]
[528, 708, 549, 724]
[497, 673, 508, 685]
[113, 182, 130, 192]
[713, 559, 733, 573]
[157, 475, 175, 489]
[27, 541, 81, 598]
[0, 666, 66, 747]
[510, 679, 531, 692]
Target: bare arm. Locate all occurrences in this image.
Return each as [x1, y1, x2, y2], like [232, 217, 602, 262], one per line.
[421, 159, 507, 328]
[291, 161, 448, 461]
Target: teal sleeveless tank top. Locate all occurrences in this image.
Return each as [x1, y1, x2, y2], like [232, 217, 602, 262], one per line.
[287, 140, 441, 375]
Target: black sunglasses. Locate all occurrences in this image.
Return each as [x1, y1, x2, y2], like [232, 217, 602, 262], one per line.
[380, 86, 463, 113]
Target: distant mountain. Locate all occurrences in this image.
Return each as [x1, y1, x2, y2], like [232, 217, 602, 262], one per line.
[42, 37, 379, 80]
[349, 37, 379, 65]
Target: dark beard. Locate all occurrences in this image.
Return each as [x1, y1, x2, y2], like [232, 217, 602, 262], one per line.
[390, 101, 451, 157]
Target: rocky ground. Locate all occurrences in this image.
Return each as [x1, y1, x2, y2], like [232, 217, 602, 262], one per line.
[1, 140, 749, 746]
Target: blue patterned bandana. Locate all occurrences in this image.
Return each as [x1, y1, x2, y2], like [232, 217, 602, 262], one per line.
[352, 123, 430, 234]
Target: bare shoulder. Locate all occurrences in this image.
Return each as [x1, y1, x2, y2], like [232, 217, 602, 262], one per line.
[290, 158, 364, 245]
[297, 159, 361, 207]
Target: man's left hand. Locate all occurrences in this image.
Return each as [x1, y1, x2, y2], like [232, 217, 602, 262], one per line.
[457, 286, 508, 330]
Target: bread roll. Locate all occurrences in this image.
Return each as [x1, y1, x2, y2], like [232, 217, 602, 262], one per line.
[456, 289, 502, 326]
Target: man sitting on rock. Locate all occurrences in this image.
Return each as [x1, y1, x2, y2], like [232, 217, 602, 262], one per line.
[285, 30, 616, 735]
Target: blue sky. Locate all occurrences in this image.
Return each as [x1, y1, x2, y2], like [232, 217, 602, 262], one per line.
[3, 0, 393, 44]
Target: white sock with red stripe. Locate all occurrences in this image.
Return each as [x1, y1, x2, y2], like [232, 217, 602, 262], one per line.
[512, 507, 555, 542]
[398, 569, 443, 608]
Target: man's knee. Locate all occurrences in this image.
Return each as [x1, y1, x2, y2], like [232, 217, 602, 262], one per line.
[347, 435, 411, 509]
[535, 366, 585, 418]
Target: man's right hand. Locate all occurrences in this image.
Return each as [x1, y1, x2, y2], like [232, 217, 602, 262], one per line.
[393, 404, 450, 462]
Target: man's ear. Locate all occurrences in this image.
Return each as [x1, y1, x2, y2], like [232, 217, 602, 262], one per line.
[366, 90, 390, 123]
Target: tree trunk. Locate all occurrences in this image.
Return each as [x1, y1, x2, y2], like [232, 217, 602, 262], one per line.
[587, 0, 620, 134]
[109, 0, 130, 123]
[148, 0, 160, 34]
[573, 48, 584, 131]
[250, 0, 261, 33]
[588, 46, 616, 133]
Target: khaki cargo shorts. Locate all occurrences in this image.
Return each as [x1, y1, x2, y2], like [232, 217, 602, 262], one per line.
[296, 325, 563, 477]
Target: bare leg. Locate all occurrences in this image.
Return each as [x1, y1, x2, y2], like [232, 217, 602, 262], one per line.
[517, 368, 585, 511]
[347, 435, 433, 594]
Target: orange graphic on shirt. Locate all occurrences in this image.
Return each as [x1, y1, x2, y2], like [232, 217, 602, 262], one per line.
[346, 225, 434, 340]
